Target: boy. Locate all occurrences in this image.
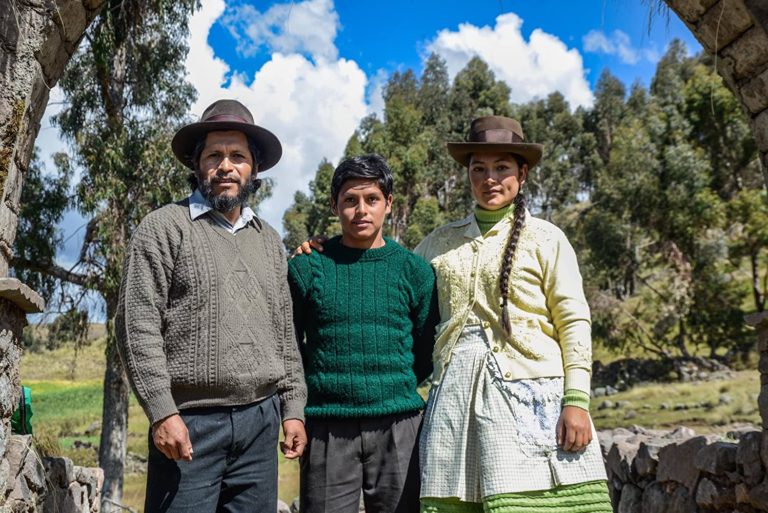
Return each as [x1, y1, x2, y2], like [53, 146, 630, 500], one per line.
[288, 154, 438, 513]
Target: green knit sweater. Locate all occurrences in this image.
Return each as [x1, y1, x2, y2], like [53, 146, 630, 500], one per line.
[288, 236, 439, 418]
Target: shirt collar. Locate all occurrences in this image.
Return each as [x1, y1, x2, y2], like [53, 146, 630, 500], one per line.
[188, 189, 257, 226]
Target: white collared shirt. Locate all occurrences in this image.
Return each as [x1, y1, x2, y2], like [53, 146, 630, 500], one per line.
[188, 189, 256, 234]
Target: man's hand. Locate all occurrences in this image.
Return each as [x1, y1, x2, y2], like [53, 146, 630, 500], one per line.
[556, 406, 593, 452]
[292, 236, 328, 257]
[152, 414, 193, 461]
[280, 419, 307, 459]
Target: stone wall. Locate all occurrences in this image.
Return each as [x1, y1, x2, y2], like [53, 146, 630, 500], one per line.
[665, 0, 768, 180]
[4, 434, 103, 513]
[600, 425, 768, 512]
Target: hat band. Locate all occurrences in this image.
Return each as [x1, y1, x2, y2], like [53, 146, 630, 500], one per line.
[473, 129, 525, 144]
[204, 114, 251, 124]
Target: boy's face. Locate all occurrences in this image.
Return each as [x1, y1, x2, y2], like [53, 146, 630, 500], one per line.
[331, 178, 392, 248]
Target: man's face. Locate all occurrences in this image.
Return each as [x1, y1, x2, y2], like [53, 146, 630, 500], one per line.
[197, 130, 256, 212]
[331, 178, 392, 248]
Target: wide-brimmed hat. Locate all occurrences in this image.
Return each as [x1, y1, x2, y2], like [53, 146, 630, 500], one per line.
[447, 116, 543, 168]
[172, 99, 282, 171]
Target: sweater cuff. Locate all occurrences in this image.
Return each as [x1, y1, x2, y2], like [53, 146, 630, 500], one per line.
[564, 368, 591, 395]
[562, 389, 591, 411]
[144, 390, 179, 426]
[278, 393, 306, 423]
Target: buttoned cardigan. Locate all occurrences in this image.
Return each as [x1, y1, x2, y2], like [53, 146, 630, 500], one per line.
[413, 209, 593, 394]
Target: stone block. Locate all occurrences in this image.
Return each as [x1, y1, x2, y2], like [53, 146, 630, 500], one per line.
[55, 0, 88, 43]
[635, 440, 668, 478]
[6, 435, 32, 476]
[74, 466, 103, 504]
[44, 457, 74, 489]
[695, 440, 738, 475]
[618, 483, 642, 513]
[696, 476, 736, 508]
[666, 0, 720, 23]
[740, 67, 768, 114]
[641, 481, 668, 513]
[736, 482, 751, 503]
[668, 483, 697, 513]
[607, 440, 640, 483]
[738, 430, 765, 485]
[657, 435, 714, 491]
[696, 0, 754, 53]
[663, 426, 697, 440]
[750, 478, 768, 509]
[0, 374, 15, 418]
[753, 108, 768, 154]
[720, 26, 768, 82]
[61, 482, 88, 513]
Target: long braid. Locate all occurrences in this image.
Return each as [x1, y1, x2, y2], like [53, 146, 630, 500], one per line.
[500, 193, 527, 336]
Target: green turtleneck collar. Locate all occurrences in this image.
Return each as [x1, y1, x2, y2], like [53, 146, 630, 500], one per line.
[474, 203, 515, 235]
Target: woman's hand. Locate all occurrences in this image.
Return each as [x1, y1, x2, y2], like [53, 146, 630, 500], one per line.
[292, 236, 328, 257]
[556, 406, 593, 452]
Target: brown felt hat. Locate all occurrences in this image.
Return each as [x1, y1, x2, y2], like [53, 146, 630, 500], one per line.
[447, 116, 543, 168]
[172, 99, 282, 171]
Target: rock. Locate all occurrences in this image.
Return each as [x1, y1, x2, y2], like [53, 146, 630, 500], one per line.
[641, 404, 652, 410]
[696, 476, 735, 509]
[635, 441, 668, 478]
[736, 482, 750, 503]
[7, 474, 31, 504]
[624, 410, 638, 420]
[606, 385, 619, 396]
[617, 483, 641, 513]
[598, 400, 614, 410]
[667, 483, 697, 513]
[657, 436, 714, 491]
[44, 457, 75, 489]
[737, 430, 765, 486]
[83, 421, 101, 436]
[719, 393, 734, 405]
[659, 403, 669, 410]
[750, 478, 768, 510]
[695, 441, 737, 476]
[641, 481, 667, 513]
[673, 403, 688, 411]
[290, 497, 300, 513]
[277, 499, 290, 513]
[74, 466, 103, 504]
[607, 440, 640, 483]
[5, 435, 32, 476]
[593, 387, 607, 397]
[615, 401, 631, 409]
[664, 426, 696, 440]
[61, 482, 88, 513]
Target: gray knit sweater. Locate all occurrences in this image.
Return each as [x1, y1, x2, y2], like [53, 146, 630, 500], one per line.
[115, 200, 307, 425]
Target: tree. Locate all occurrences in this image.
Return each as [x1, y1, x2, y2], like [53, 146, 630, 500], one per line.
[12, 1, 200, 510]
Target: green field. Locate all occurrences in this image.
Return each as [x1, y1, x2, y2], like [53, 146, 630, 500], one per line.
[21, 331, 761, 512]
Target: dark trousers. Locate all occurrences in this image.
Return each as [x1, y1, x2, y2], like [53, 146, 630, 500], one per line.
[300, 411, 422, 513]
[145, 395, 280, 513]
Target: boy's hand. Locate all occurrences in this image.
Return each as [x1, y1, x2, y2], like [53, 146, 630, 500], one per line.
[556, 406, 592, 452]
[281, 419, 307, 459]
[293, 236, 328, 256]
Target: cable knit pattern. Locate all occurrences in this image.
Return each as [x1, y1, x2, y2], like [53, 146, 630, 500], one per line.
[413, 211, 593, 394]
[115, 200, 307, 425]
[288, 236, 439, 418]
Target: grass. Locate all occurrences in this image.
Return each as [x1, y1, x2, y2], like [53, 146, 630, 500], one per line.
[20, 327, 763, 511]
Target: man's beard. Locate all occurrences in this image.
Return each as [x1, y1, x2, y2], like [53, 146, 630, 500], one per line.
[198, 174, 257, 213]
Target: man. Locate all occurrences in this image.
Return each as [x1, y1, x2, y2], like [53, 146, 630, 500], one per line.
[115, 99, 307, 512]
[288, 155, 439, 513]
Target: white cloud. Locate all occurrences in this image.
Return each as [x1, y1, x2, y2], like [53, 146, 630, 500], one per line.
[583, 29, 659, 65]
[186, 0, 368, 232]
[221, 0, 340, 62]
[427, 13, 594, 109]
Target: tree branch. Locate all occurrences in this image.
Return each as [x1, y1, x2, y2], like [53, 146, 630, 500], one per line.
[12, 256, 98, 289]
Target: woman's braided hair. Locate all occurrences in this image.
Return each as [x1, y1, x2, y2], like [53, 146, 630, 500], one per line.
[499, 192, 527, 336]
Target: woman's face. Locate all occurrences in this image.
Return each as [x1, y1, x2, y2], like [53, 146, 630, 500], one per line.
[468, 152, 528, 210]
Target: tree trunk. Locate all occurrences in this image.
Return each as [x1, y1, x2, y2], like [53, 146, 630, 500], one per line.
[99, 299, 130, 513]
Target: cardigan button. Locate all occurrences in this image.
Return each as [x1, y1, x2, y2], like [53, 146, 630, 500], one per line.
[482, 321, 490, 329]
[492, 346, 499, 353]
[504, 372, 512, 379]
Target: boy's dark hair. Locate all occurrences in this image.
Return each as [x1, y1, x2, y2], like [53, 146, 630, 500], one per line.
[331, 154, 394, 203]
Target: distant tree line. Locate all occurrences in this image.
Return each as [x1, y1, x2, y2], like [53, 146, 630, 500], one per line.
[283, 42, 767, 360]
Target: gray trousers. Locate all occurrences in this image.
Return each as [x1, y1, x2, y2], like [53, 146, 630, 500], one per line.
[144, 395, 280, 513]
[300, 411, 422, 513]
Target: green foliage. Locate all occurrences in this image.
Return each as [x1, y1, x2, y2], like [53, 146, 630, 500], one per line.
[283, 41, 764, 359]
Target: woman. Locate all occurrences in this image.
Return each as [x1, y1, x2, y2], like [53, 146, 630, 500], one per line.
[413, 116, 611, 512]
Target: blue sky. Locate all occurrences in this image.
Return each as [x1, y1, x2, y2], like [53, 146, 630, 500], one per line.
[34, 0, 701, 316]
